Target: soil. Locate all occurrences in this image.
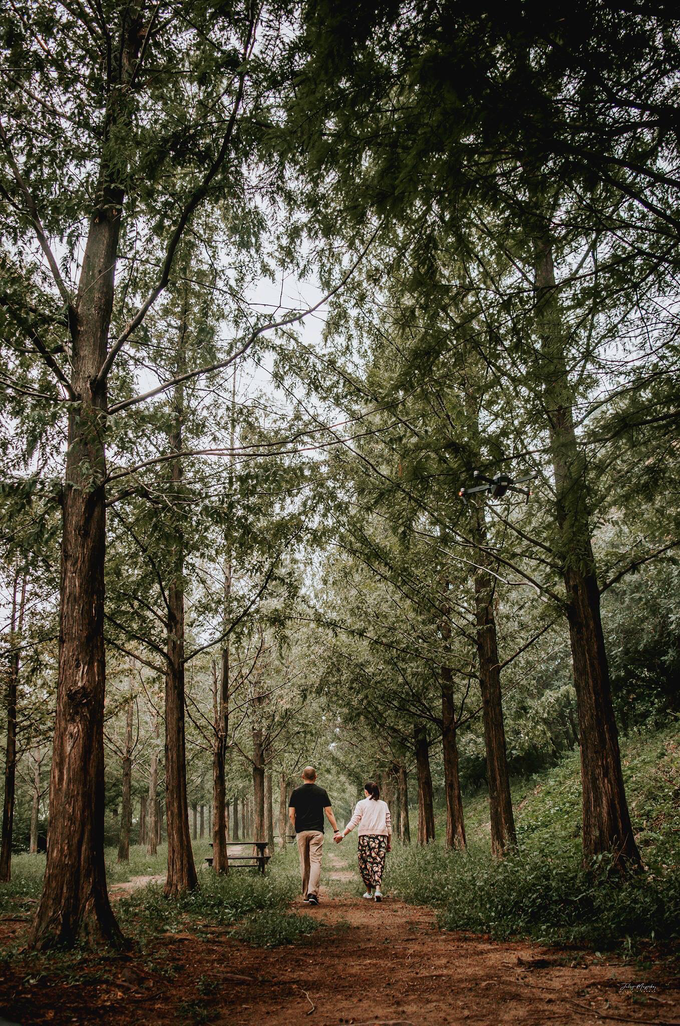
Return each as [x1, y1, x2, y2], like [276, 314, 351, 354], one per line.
[1, 852, 678, 1026]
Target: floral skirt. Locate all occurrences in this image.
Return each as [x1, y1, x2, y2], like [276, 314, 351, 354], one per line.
[357, 834, 388, 888]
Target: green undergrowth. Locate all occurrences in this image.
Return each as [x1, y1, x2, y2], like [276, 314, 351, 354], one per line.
[386, 723, 680, 950]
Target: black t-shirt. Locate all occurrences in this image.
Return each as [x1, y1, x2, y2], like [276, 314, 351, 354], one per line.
[289, 783, 331, 833]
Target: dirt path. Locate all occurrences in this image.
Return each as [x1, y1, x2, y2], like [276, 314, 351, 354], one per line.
[1, 851, 678, 1026]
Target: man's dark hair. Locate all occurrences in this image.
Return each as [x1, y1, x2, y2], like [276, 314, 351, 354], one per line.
[364, 780, 379, 800]
[302, 766, 317, 781]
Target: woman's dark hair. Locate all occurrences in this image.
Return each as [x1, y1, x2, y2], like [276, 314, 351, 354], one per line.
[364, 780, 380, 801]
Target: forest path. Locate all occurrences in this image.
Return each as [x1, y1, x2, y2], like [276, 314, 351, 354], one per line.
[207, 845, 680, 1026]
[2, 849, 678, 1026]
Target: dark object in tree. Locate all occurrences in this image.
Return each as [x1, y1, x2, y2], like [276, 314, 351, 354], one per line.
[459, 470, 537, 502]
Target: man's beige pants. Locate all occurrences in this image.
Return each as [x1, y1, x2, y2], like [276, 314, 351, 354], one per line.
[296, 830, 323, 897]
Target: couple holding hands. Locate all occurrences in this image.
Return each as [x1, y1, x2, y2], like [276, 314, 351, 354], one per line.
[288, 767, 392, 905]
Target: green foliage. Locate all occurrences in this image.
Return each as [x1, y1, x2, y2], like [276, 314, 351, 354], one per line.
[387, 725, 680, 948]
[232, 910, 319, 947]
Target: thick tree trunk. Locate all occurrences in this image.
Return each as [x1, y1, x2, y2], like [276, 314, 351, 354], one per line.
[117, 700, 133, 863]
[472, 536, 517, 855]
[138, 795, 147, 847]
[398, 763, 411, 845]
[30, 750, 44, 855]
[534, 233, 640, 869]
[0, 575, 26, 882]
[29, 13, 145, 950]
[164, 368, 198, 896]
[278, 772, 288, 848]
[414, 725, 435, 845]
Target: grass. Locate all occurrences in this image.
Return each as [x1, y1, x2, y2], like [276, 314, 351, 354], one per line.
[0, 839, 318, 952]
[385, 722, 680, 950]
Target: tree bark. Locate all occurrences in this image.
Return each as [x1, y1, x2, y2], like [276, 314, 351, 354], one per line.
[265, 760, 274, 850]
[0, 574, 26, 882]
[28, 11, 146, 949]
[147, 712, 159, 856]
[252, 729, 265, 844]
[163, 342, 198, 896]
[30, 749, 44, 855]
[199, 804, 205, 839]
[533, 233, 640, 869]
[278, 771, 288, 848]
[440, 582, 466, 850]
[117, 699, 133, 863]
[212, 597, 231, 873]
[138, 795, 147, 847]
[398, 763, 411, 845]
[389, 764, 401, 843]
[414, 725, 435, 845]
[192, 804, 198, 841]
[232, 795, 239, 841]
[472, 505, 517, 856]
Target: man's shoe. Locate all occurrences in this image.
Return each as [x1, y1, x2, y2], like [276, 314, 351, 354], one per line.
[374, 889, 383, 902]
[307, 893, 319, 906]
[362, 891, 373, 900]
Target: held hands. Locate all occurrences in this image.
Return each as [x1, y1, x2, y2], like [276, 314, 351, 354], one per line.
[333, 831, 343, 844]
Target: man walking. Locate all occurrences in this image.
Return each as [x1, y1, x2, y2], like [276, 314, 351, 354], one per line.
[288, 766, 340, 906]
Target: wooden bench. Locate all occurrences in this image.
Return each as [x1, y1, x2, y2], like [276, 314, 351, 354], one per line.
[204, 840, 271, 874]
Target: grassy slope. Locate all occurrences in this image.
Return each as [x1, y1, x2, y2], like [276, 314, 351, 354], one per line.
[386, 722, 680, 948]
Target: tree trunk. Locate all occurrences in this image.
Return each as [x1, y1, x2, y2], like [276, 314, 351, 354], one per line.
[533, 233, 640, 869]
[207, 803, 212, 839]
[265, 761, 274, 850]
[232, 795, 239, 841]
[278, 772, 288, 848]
[30, 749, 44, 855]
[252, 729, 265, 844]
[414, 725, 435, 845]
[389, 764, 401, 844]
[0, 575, 26, 882]
[225, 800, 230, 841]
[471, 503, 517, 856]
[242, 796, 248, 838]
[199, 804, 205, 839]
[147, 713, 159, 856]
[117, 699, 133, 863]
[138, 795, 147, 847]
[28, 14, 145, 949]
[163, 363, 198, 896]
[192, 804, 198, 841]
[398, 763, 411, 845]
[212, 628, 230, 873]
[440, 583, 466, 850]
[156, 800, 163, 845]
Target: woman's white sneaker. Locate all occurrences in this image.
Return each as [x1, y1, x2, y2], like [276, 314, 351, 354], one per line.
[362, 891, 373, 899]
[374, 889, 383, 902]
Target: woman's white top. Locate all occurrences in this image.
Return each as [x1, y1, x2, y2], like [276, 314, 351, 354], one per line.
[345, 797, 392, 837]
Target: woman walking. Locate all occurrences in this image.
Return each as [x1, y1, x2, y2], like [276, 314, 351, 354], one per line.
[335, 781, 391, 901]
